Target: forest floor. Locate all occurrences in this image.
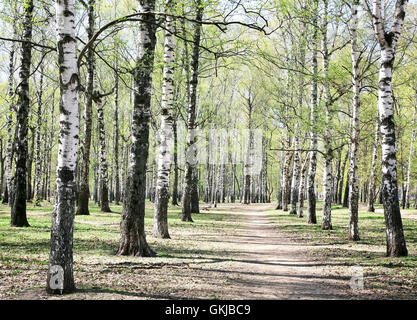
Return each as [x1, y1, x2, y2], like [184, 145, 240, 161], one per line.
[0, 201, 416, 299]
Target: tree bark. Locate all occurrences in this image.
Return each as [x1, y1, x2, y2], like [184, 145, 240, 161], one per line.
[298, 156, 309, 218]
[281, 150, 292, 211]
[46, 0, 79, 294]
[11, 0, 34, 227]
[181, 0, 203, 221]
[26, 127, 35, 201]
[275, 152, 283, 209]
[321, 0, 333, 231]
[334, 148, 342, 203]
[338, 150, 348, 205]
[171, 116, 179, 205]
[117, 0, 157, 257]
[3, 37, 16, 206]
[367, 119, 380, 212]
[348, 0, 361, 241]
[306, 0, 319, 224]
[191, 168, 200, 212]
[154, 0, 175, 239]
[243, 101, 254, 205]
[370, 0, 408, 257]
[34, 63, 44, 206]
[404, 106, 416, 209]
[77, 0, 95, 216]
[96, 96, 111, 212]
[289, 137, 300, 214]
[114, 65, 121, 205]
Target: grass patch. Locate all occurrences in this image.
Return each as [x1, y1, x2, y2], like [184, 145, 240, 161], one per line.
[0, 200, 243, 299]
[265, 201, 417, 297]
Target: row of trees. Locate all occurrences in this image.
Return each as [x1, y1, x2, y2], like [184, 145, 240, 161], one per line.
[266, 0, 411, 256]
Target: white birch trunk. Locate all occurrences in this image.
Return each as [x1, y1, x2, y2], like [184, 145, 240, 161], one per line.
[289, 135, 300, 214]
[181, 0, 203, 220]
[298, 156, 309, 218]
[34, 66, 44, 206]
[306, 0, 319, 224]
[47, 0, 79, 294]
[117, 0, 157, 257]
[154, 0, 175, 238]
[405, 107, 416, 209]
[367, 119, 380, 212]
[11, 0, 33, 227]
[97, 97, 111, 212]
[370, 0, 408, 257]
[321, 0, 333, 230]
[290, 20, 306, 215]
[348, 0, 361, 241]
[4, 42, 15, 206]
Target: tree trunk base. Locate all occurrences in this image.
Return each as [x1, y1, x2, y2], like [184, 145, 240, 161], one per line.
[321, 222, 332, 230]
[154, 232, 171, 239]
[101, 206, 112, 213]
[181, 216, 193, 222]
[386, 246, 408, 257]
[307, 217, 317, 224]
[11, 221, 30, 227]
[117, 235, 157, 257]
[76, 212, 90, 215]
[76, 198, 90, 215]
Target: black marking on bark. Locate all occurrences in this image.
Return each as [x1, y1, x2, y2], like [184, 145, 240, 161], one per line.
[59, 167, 74, 184]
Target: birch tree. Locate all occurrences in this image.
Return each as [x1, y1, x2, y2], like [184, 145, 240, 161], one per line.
[182, 0, 203, 221]
[96, 94, 111, 212]
[367, 118, 380, 212]
[172, 115, 179, 205]
[289, 140, 300, 214]
[117, 0, 157, 256]
[77, 0, 95, 216]
[321, 0, 333, 230]
[306, 0, 319, 224]
[34, 60, 45, 206]
[348, 0, 361, 241]
[154, 0, 175, 239]
[3, 36, 16, 206]
[113, 65, 121, 205]
[404, 106, 416, 209]
[47, 0, 80, 293]
[11, 0, 34, 227]
[298, 156, 309, 218]
[366, 0, 408, 256]
[290, 19, 307, 215]
[243, 88, 255, 205]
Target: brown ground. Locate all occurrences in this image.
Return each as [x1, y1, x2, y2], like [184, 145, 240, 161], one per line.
[2, 204, 398, 299]
[195, 204, 382, 299]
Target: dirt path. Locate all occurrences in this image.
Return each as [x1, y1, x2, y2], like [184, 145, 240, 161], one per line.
[215, 204, 360, 299]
